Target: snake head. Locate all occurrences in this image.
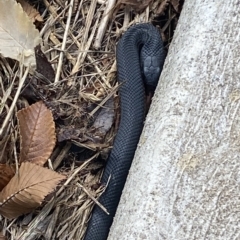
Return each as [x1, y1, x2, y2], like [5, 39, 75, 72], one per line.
[142, 55, 163, 88]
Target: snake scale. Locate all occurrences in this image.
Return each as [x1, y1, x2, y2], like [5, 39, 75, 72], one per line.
[84, 23, 165, 240]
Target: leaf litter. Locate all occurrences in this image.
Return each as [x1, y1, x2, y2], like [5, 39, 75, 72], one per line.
[0, 0, 183, 239]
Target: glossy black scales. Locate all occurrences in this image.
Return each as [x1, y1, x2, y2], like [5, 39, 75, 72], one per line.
[84, 23, 165, 240]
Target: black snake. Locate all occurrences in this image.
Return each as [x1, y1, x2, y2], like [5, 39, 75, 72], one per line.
[84, 23, 165, 240]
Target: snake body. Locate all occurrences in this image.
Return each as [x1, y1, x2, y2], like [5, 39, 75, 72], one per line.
[84, 23, 165, 240]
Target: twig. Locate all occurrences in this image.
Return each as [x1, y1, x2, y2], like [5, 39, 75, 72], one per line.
[52, 142, 72, 170]
[0, 67, 29, 138]
[0, 76, 14, 116]
[17, 200, 55, 240]
[56, 153, 100, 196]
[122, 5, 131, 31]
[71, 12, 101, 75]
[76, 182, 109, 214]
[83, 0, 98, 43]
[71, 0, 99, 76]
[94, 0, 116, 49]
[89, 83, 119, 117]
[54, 0, 74, 83]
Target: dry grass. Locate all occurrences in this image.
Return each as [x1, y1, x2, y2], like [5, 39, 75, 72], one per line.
[0, 0, 180, 239]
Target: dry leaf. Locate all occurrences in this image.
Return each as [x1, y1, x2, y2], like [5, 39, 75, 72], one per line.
[17, 0, 43, 23]
[0, 0, 41, 68]
[35, 45, 55, 82]
[0, 164, 16, 191]
[17, 101, 56, 165]
[0, 162, 66, 219]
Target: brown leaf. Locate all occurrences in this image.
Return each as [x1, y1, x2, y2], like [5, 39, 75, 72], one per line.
[0, 164, 16, 191]
[17, 0, 43, 23]
[17, 101, 56, 165]
[0, 162, 66, 219]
